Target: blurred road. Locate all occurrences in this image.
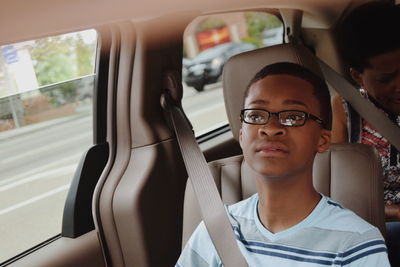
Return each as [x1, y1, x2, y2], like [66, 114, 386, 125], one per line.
[0, 82, 227, 262]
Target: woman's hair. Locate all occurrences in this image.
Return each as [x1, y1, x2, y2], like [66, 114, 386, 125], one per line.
[337, 2, 400, 72]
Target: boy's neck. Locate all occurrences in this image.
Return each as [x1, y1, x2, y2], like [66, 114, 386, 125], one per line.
[255, 172, 321, 234]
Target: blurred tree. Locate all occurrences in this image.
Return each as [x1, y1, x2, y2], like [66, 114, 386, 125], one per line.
[244, 12, 282, 47]
[75, 35, 96, 76]
[30, 34, 96, 85]
[30, 36, 75, 86]
[29, 33, 96, 106]
[197, 18, 226, 31]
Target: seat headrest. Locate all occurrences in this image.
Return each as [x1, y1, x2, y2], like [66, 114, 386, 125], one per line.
[222, 43, 324, 141]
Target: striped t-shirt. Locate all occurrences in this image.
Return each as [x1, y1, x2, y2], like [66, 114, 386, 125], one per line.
[177, 194, 389, 266]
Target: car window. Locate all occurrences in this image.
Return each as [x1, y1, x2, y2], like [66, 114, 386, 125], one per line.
[182, 11, 283, 136]
[194, 43, 234, 61]
[0, 29, 97, 263]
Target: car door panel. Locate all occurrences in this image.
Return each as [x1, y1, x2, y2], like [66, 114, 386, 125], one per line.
[8, 231, 105, 267]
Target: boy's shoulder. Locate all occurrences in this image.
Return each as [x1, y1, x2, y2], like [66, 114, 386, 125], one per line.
[318, 196, 380, 235]
[227, 194, 384, 241]
[310, 196, 386, 255]
[226, 193, 258, 215]
[225, 193, 258, 226]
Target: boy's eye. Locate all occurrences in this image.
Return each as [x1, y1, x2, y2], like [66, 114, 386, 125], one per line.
[249, 114, 262, 121]
[285, 114, 302, 121]
[247, 111, 266, 123]
[280, 112, 305, 125]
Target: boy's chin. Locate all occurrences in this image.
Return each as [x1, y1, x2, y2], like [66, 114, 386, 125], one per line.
[252, 165, 290, 179]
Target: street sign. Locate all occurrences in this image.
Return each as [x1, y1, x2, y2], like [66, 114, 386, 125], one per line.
[1, 45, 18, 65]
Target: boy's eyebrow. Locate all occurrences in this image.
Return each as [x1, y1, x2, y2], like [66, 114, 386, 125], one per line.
[247, 99, 308, 107]
[247, 99, 267, 105]
[283, 99, 308, 107]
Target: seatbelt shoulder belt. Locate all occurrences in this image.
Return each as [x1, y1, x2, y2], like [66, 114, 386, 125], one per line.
[161, 71, 248, 267]
[318, 59, 400, 150]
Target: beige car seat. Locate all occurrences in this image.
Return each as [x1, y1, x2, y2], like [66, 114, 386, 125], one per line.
[182, 43, 386, 247]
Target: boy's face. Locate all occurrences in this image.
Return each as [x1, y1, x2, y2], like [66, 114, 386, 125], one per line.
[239, 74, 331, 178]
[351, 48, 400, 116]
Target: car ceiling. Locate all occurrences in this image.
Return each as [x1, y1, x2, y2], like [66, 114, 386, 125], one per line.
[0, 0, 362, 46]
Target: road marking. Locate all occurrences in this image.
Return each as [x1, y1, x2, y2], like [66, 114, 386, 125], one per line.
[185, 102, 225, 118]
[0, 153, 82, 187]
[0, 165, 77, 192]
[196, 121, 229, 136]
[1, 132, 90, 164]
[0, 184, 70, 216]
[0, 115, 92, 146]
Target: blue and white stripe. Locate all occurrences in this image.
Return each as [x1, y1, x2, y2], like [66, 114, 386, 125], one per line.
[177, 194, 390, 266]
[233, 227, 387, 266]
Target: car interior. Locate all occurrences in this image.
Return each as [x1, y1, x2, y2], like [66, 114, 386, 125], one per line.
[1, 0, 399, 266]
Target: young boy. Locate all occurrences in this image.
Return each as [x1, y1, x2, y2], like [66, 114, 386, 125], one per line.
[176, 62, 389, 266]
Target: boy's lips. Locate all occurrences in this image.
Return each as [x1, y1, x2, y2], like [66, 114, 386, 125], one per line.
[256, 143, 288, 156]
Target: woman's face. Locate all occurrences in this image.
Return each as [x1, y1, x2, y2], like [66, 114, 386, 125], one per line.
[351, 48, 400, 116]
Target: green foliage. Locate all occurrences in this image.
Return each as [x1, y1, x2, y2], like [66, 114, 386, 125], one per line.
[241, 36, 262, 48]
[40, 80, 78, 106]
[30, 36, 76, 86]
[75, 36, 96, 77]
[197, 18, 226, 31]
[29, 33, 96, 106]
[245, 12, 282, 45]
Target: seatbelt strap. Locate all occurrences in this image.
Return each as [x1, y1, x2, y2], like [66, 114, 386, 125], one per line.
[162, 74, 248, 267]
[318, 59, 400, 150]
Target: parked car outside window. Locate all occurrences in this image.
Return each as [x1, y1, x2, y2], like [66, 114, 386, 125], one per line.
[261, 27, 284, 46]
[182, 42, 256, 92]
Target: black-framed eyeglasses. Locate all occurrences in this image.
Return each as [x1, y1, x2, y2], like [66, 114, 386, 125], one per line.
[240, 108, 324, 127]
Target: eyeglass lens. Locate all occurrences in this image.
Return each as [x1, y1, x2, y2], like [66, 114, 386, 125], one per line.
[243, 110, 307, 126]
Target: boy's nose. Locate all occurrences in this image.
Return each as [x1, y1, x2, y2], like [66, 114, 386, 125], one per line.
[258, 116, 287, 136]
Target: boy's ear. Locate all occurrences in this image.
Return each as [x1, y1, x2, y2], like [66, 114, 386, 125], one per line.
[239, 128, 243, 149]
[317, 129, 331, 153]
[350, 68, 364, 88]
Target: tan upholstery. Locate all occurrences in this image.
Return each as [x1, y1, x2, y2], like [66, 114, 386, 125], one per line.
[183, 143, 385, 247]
[183, 43, 386, 247]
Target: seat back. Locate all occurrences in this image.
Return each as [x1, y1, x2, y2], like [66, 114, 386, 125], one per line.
[183, 143, 385, 247]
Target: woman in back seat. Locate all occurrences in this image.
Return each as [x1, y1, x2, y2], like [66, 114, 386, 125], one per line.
[331, 2, 400, 265]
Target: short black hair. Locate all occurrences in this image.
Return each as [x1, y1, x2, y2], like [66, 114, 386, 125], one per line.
[243, 62, 332, 130]
[337, 2, 400, 72]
